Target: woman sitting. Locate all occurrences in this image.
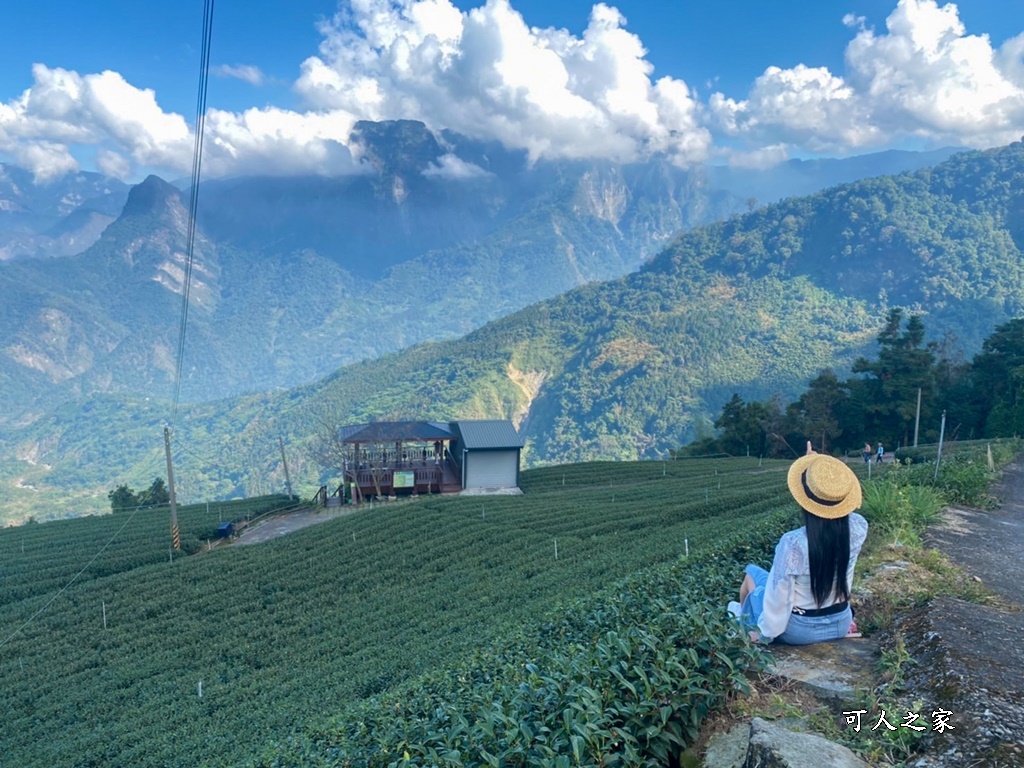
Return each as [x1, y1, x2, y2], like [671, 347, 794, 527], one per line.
[735, 451, 868, 644]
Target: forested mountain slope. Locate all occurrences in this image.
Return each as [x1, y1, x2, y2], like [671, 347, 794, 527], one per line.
[0, 122, 969, 427]
[250, 138, 1024, 462]
[0, 121, 739, 422]
[678, 146, 1024, 348]
[3, 139, 1023, 521]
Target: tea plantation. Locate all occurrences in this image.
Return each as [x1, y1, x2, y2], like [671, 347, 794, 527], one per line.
[0, 458, 800, 767]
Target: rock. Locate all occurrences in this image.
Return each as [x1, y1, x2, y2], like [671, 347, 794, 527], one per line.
[742, 717, 869, 768]
[702, 724, 749, 768]
[766, 638, 879, 700]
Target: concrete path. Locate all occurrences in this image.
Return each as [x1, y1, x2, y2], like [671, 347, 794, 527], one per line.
[900, 455, 1024, 766]
[233, 507, 354, 546]
[926, 458, 1024, 606]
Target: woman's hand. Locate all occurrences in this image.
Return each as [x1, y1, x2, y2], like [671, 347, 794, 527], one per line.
[748, 630, 761, 643]
[805, 440, 816, 455]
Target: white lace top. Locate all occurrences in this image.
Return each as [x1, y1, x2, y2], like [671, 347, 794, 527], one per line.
[758, 512, 869, 641]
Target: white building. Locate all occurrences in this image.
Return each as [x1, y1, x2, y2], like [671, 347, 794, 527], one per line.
[449, 420, 524, 492]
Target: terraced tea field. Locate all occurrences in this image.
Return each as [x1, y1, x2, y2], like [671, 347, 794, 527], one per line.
[0, 458, 796, 767]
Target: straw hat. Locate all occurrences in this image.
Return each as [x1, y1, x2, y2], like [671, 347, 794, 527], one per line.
[786, 454, 862, 519]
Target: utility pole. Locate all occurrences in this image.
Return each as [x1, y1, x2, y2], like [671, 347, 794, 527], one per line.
[279, 436, 293, 499]
[913, 387, 922, 447]
[164, 426, 181, 551]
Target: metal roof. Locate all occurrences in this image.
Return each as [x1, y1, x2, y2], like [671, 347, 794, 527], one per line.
[453, 420, 524, 450]
[339, 421, 454, 443]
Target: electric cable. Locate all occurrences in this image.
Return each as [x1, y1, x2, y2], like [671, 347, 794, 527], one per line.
[171, 0, 216, 425]
[175, 440, 227, 468]
[0, 454, 166, 650]
[1, 0, 218, 649]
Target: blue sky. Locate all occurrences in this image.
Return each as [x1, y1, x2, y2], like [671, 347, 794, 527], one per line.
[1, 0, 1022, 180]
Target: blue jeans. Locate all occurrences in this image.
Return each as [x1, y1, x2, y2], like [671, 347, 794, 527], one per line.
[741, 564, 853, 645]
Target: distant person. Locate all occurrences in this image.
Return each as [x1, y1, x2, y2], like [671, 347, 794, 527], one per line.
[863, 443, 872, 464]
[728, 451, 867, 644]
[876, 442, 885, 464]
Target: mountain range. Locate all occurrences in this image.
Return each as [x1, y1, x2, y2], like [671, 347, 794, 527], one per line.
[0, 121, 1002, 522]
[0, 164, 129, 261]
[1, 120, 740, 422]
[0, 123, 964, 422]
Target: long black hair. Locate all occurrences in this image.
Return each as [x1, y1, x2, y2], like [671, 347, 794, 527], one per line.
[803, 510, 851, 606]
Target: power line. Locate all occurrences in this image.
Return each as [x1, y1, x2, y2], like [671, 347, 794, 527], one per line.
[0, 455, 165, 650]
[175, 440, 227, 468]
[2, 1, 220, 646]
[171, 0, 216, 425]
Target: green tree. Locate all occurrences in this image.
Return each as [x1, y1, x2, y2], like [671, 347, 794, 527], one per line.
[108, 484, 139, 512]
[144, 478, 171, 506]
[714, 394, 751, 455]
[969, 318, 1024, 437]
[931, 331, 975, 441]
[713, 394, 782, 457]
[851, 309, 937, 446]
[785, 369, 846, 453]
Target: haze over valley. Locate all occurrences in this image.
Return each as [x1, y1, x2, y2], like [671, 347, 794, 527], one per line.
[1, 132, 1021, 522]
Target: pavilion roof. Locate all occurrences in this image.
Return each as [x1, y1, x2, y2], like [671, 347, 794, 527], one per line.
[339, 421, 455, 443]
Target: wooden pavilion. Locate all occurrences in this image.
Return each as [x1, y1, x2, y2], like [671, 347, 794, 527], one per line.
[339, 421, 462, 502]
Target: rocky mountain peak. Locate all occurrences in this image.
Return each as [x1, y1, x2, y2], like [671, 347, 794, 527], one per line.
[350, 119, 445, 178]
[121, 175, 184, 221]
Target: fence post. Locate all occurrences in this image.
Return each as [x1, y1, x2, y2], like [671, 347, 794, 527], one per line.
[933, 411, 947, 482]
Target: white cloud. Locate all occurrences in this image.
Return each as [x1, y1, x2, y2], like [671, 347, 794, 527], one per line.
[201, 107, 360, 176]
[710, 64, 878, 152]
[96, 148, 132, 180]
[2, 0, 1023, 181]
[0, 64, 193, 179]
[844, 0, 1024, 146]
[0, 64, 361, 180]
[842, 14, 867, 31]
[422, 153, 490, 178]
[212, 64, 266, 86]
[0, 138, 78, 180]
[710, 0, 1024, 154]
[719, 143, 791, 170]
[296, 0, 710, 166]
[997, 32, 1024, 87]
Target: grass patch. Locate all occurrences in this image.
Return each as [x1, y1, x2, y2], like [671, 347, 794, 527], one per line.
[853, 545, 1005, 634]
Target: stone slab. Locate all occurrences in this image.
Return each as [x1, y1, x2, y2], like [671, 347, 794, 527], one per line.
[702, 723, 749, 768]
[765, 638, 880, 700]
[742, 717, 868, 768]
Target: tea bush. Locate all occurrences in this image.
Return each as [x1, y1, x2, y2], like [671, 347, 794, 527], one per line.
[888, 438, 1021, 509]
[257, 517, 792, 767]
[0, 459, 796, 768]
